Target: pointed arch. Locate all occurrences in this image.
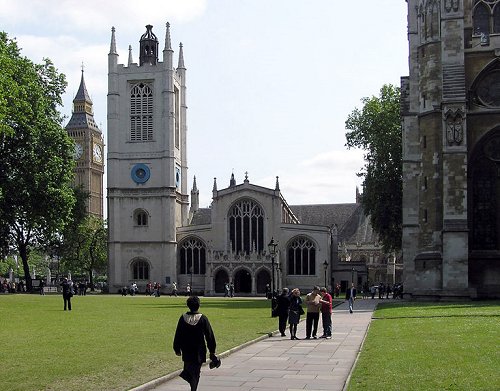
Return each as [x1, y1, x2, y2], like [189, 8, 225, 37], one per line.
[469, 128, 500, 251]
[473, 1, 491, 35]
[227, 198, 265, 254]
[287, 236, 317, 275]
[179, 237, 206, 275]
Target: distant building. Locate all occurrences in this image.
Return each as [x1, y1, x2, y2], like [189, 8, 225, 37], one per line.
[402, 1, 500, 299]
[105, 24, 395, 294]
[65, 70, 105, 218]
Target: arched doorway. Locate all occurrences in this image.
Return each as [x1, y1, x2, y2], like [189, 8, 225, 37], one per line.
[214, 269, 229, 294]
[234, 269, 252, 293]
[256, 269, 270, 294]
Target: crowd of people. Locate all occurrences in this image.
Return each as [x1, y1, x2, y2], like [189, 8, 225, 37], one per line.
[274, 285, 337, 340]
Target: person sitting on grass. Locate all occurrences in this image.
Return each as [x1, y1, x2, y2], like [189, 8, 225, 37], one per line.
[173, 296, 219, 391]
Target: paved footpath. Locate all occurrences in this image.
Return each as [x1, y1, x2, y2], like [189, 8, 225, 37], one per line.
[136, 299, 378, 391]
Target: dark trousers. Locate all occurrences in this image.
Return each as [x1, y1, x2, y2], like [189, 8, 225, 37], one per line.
[306, 312, 319, 338]
[63, 295, 72, 311]
[180, 361, 202, 391]
[278, 314, 288, 335]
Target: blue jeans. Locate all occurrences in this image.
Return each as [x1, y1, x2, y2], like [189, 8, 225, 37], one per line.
[348, 297, 354, 312]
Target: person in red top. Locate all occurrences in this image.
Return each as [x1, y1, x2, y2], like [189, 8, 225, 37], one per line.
[319, 287, 332, 339]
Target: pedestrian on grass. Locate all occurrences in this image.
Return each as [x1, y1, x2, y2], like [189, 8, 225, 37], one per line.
[39, 279, 45, 296]
[276, 288, 290, 337]
[305, 286, 321, 339]
[288, 288, 303, 340]
[60, 277, 73, 311]
[171, 282, 178, 297]
[346, 282, 357, 313]
[319, 287, 332, 338]
[173, 296, 219, 391]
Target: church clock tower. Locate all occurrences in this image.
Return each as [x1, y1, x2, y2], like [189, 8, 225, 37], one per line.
[65, 70, 105, 218]
[107, 24, 189, 292]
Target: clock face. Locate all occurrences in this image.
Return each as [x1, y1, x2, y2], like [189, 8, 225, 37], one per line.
[131, 163, 150, 184]
[74, 143, 83, 160]
[93, 144, 103, 163]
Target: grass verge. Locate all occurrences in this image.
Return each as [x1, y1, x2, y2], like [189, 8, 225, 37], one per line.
[0, 294, 277, 391]
[347, 301, 500, 391]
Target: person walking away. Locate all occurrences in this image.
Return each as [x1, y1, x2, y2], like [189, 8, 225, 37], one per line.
[319, 287, 332, 338]
[305, 286, 321, 339]
[346, 282, 357, 313]
[60, 277, 73, 311]
[276, 288, 290, 337]
[171, 282, 178, 297]
[229, 282, 234, 297]
[39, 279, 45, 296]
[288, 288, 303, 340]
[173, 296, 219, 391]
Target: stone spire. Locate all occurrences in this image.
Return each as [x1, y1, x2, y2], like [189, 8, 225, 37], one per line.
[164, 22, 172, 51]
[66, 68, 100, 131]
[230, 172, 236, 187]
[244, 171, 249, 184]
[109, 26, 117, 55]
[128, 45, 133, 66]
[213, 177, 217, 191]
[190, 175, 199, 218]
[178, 42, 185, 69]
[275, 176, 280, 191]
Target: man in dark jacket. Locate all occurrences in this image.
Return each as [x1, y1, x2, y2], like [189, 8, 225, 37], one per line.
[173, 296, 218, 391]
[60, 277, 72, 311]
[276, 288, 291, 336]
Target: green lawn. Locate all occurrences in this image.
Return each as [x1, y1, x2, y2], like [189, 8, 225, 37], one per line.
[347, 301, 500, 391]
[0, 294, 277, 391]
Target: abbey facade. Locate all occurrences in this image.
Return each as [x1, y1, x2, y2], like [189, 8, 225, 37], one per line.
[402, 0, 500, 299]
[106, 24, 398, 295]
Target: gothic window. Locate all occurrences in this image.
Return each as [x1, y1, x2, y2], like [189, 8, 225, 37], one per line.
[228, 199, 264, 254]
[179, 238, 206, 275]
[473, 2, 491, 35]
[427, 1, 440, 40]
[494, 4, 500, 32]
[470, 131, 500, 251]
[134, 209, 148, 226]
[130, 82, 153, 141]
[287, 237, 316, 275]
[132, 259, 149, 280]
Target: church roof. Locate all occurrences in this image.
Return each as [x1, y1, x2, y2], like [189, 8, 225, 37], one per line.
[66, 112, 100, 131]
[190, 208, 211, 225]
[188, 201, 378, 245]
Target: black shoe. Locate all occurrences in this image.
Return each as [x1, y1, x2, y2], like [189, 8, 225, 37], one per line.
[305, 336, 310, 340]
[319, 335, 326, 339]
[293, 336, 301, 340]
[281, 333, 286, 337]
[313, 336, 317, 339]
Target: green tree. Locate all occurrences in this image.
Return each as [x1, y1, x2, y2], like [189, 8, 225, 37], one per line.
[345, 84, 402, 251]
[0, 32, 76, 291]
[60, 215, 107, 290]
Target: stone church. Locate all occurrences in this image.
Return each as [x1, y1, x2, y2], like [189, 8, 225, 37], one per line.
[402, 0, 500, 299]
[106, 24, 397, 294]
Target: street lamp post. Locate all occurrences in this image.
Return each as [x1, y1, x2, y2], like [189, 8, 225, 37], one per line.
[351, 267, 355, 284]
[268, 237, 278, 315]
[323, 260, 328, 288]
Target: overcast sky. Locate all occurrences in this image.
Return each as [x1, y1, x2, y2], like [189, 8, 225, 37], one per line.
[1, 0, 409, 208]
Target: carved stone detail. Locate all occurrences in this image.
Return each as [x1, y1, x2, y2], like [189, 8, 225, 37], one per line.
[444, 108, 464, 146]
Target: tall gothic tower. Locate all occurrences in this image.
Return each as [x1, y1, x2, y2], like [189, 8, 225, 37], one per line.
[65, 70, 105, 218]
[402, 0, 500, 299]
[107, 24, 189, 292]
